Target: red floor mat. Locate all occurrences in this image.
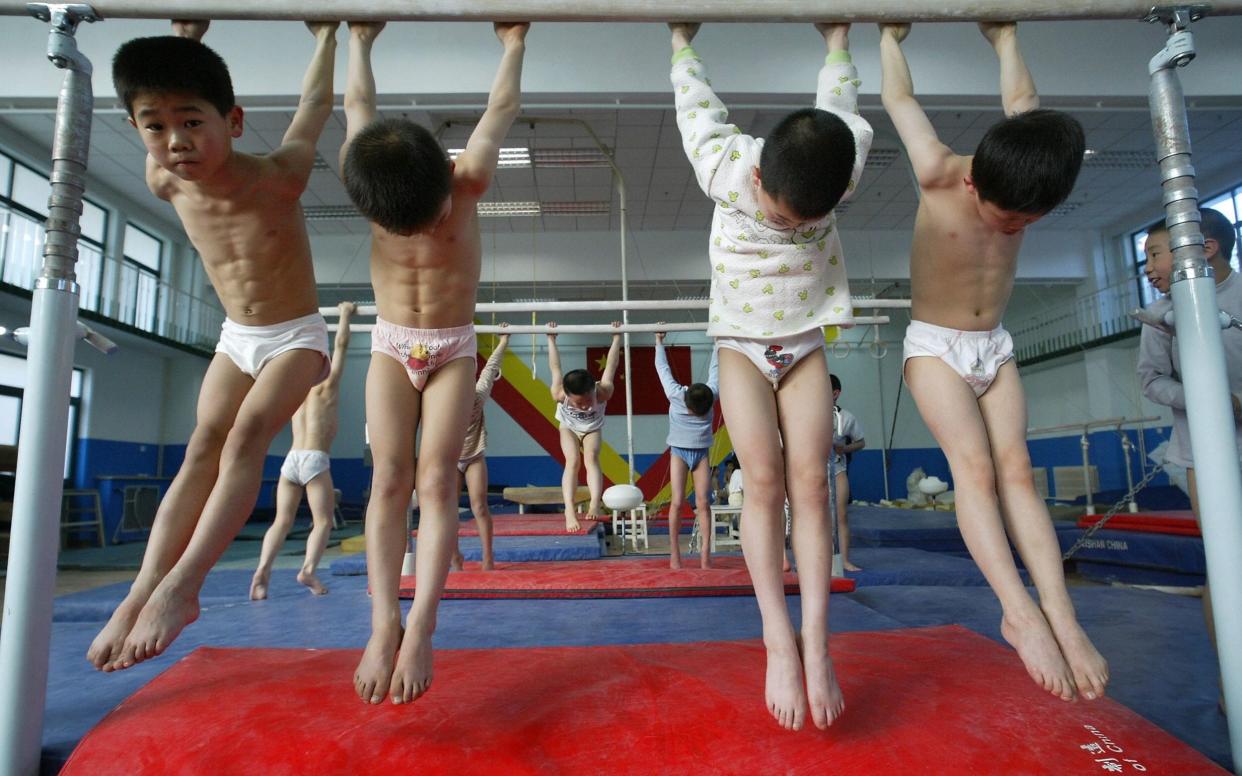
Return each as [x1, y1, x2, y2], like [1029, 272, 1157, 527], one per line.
[415, 514, 605, 537]
[61, 625, 1225, 775]
[1077, 511, 1201, 537]
[397, 556, 855, 599]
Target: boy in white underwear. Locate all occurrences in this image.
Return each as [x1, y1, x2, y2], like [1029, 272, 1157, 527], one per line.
[451, 330, 510, 571]
[548, 327, 622, 532]
[829, 374, 865, 571]
[668, 21, 872, 731]
[89, 20, 338, 671]
[251, 302, 356, 600]
[341, 21, 528, 705]
[881, 21, 1107, 702]
[654, 330, 719, 569]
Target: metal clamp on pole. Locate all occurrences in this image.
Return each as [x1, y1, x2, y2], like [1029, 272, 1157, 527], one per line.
[0, 321, 119, 355]
[0, 5, 97, 775]
[1145, 7, 1242, 773]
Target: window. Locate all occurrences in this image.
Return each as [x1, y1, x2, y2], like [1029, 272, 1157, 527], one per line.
[0, 351, 84, 480]
[0, 153, 108, 310]
[1130, 181, 1242, 304]
[122, 223, 162, 332]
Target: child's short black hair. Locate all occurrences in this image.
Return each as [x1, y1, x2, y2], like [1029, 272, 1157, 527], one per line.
[1201, 207, 1237, 264]
[685, 383, 715, 417]
[830, 374, 842, 393]
[112, 36, 234, 117]
[1146, 208, 1236, 263]
[562, 369, 596, 397]
[759, 108, 857, 221]
[971, 109, 1084, 215]
[343, 119, 452, 236]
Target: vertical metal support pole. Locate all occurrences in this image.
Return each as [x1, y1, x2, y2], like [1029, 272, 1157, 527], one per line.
[0, 5, 96, 774]
[616, 169, 635, 484]
[1146, 9, 1242, 771]
[1079, 428, 1095, 515]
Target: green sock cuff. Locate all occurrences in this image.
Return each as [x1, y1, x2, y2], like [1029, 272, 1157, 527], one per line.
[672, 46, 698, 65]
[826, 50, 853, 65]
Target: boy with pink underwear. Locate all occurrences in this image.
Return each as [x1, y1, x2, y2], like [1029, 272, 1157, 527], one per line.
[342, 20, 528, 706]
[88, 19, 339, 671]
[668, 21, 872, 732]
[548, 328, 622, 532]
[880, 20, 1107, 702]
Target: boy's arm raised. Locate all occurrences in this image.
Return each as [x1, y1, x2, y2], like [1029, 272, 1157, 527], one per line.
[457, 22, 528, 195]
[879, 24, 955, 189]
[981, 22, 1039, 116]
[272, 22, 339, 190]
[597, 330, 623, 401]
[340, 22, 384, 171]
[547, 329, 565, 402]
[323, 302, 354, 391]
[813, 23, 873, 206]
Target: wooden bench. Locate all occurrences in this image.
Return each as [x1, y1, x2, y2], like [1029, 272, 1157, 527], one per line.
[502, 486, 592, 514]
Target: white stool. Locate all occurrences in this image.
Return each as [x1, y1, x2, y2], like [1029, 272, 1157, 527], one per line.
[604, 484, 648, 552]
[708, 505, 742, 551]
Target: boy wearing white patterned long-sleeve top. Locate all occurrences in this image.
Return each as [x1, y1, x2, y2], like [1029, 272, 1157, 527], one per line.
[669, 22, 872, 733]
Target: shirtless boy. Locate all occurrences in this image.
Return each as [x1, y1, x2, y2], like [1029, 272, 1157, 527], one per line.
[548, 328, 622, 532]
[251, 301, 356, 599]
[341, 21, 527, 705]
[88, 20, 338, 671]
[880, 21, 1107, 701]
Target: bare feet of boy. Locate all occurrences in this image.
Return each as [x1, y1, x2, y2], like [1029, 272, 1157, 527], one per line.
[87, 591, 147, 670]
[799, 634, 845, 729]
[564, 510, 581, 533]
[249, 569, 270, 601]
[669, 549, 682, 570]
[1001, 609, 1077, 701]
[843, 561, 862, 572]
[782, 553, 792, 573]
[389, 624, 434, 704]
[1044, 607, 1109, 700]
[764, 641, 808, 730]
[450, 550, 464, 571]
[118, 580, 200, 668]
[297, 567, 328, 595]
[700, 558, 712, 570]
[355, 619, 401, 704]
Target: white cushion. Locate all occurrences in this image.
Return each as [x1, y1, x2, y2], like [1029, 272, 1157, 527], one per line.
[603, 484, 644, 511]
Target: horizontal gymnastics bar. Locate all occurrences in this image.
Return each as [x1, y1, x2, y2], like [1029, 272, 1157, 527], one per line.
[3, 1, 1239, 21]
[329, 317, 890, 333]
[320, 299, 910, 317]
[1026, 415, 1163, 436]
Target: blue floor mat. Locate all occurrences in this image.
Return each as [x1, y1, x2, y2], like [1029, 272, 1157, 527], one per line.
[847, 547, 1028, 587]
[1075, 560, 1205, 587]
[1059, 527, 1206, 574]
[849, 506, 969, 553]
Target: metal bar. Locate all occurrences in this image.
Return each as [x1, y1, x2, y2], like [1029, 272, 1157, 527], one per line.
[1, 0, 1239, 21]
[1147, 9, 1242, 772]
[321, 299, 910, 316]
[0, 5, 97, 774]
[331, 318, 889, 334]
[1026, 415, 1162, 436]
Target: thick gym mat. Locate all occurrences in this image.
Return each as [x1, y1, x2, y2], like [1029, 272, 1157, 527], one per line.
[61, 625, 1225, 775]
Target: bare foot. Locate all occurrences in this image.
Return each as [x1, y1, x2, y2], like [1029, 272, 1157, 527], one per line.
[800, 635, 845, 729]
[87, 594, 145, 671]
[1044, 608, 1109, 700]
[249, 569, 270, 601]
[450, 551, 464, 571]
[1001, 610, 1077, 702]
[389, 626, 434, 704]
[355, 620, 401, 704]
[117, 581, 200, 669]
[564, 511, 581, 533]
[843, 561, 862, 572]
[782, 554, 792, 573]
[700, 558, 712, 570]
[481, 558, 494, 571]
[764, 643, 808, 730]
[297, 568, 328, 596]
[670, 552, 682, 570]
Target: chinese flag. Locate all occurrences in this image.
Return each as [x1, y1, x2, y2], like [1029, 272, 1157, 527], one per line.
[586, 345, 692, 415]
